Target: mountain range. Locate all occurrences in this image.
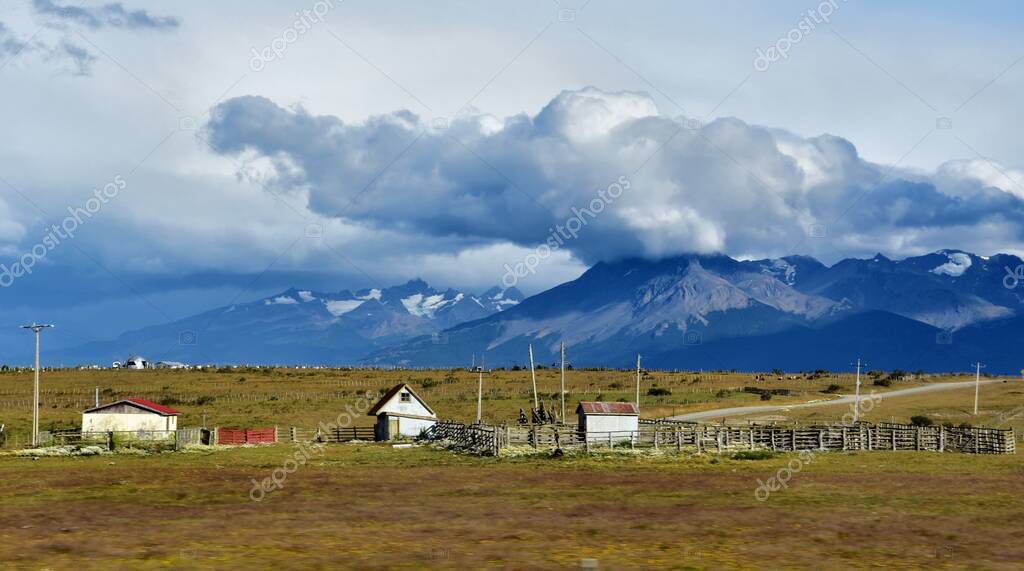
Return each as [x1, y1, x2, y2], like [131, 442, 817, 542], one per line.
[53, 250, 1024, 372]
[54, 281, 523, 366]
[367, 250, 1024, 373]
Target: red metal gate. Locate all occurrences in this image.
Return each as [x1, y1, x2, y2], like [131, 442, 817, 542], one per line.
[217, 427, 276, 445]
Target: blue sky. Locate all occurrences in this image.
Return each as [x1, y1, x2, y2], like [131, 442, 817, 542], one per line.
[1, 0, 1023, 361]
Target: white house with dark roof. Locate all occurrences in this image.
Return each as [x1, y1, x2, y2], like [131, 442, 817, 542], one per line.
[367, 384, 437, 441]
[82, 397, 180, 434]
[576, 401, 639, 442]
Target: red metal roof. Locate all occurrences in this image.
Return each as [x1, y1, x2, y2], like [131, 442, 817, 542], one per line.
[577, 401, 639, 415]
[84, 397, 181, 416]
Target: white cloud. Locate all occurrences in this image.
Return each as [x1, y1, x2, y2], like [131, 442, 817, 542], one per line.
[205, 87, 1024, 266]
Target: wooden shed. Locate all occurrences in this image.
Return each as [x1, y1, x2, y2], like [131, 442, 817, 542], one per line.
[576, 401, 639, 442]
[82, 397, 180, 434]
[367, 384, 437, 441]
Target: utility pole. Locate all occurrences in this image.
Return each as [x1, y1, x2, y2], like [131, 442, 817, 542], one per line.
[528, 344, 538, 411]
[20, 323, 54, 447]
[853, 358, 864, 423]
[635, 354, 641, 409]
[972, 362, 986, 415]
[560, 342, 566, 422]
[476, 354, 486, 423]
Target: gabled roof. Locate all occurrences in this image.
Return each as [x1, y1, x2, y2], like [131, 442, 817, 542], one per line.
[577, 401, 639, 415]
[83, 397, 181, 416]
[367, 383, 436, 416]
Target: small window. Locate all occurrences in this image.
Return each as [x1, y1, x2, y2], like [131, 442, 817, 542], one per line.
[400, 392, 411, 403]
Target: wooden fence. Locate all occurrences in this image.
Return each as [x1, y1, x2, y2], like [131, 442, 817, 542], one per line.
[425, 421, 505, 455]
[430, 421, 1015, 456]
[315, 426, 375, 443]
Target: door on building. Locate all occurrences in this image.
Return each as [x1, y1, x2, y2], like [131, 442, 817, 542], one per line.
[388, 418, 400, 440]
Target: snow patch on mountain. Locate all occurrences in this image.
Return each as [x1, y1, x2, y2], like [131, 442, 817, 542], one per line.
[931, 252, 973, 276]
[358, 289, 382, 301]
[402, 292, 463, 318]
[297, 291, 316, 302]
[325, 299, 365, 316]
[266, 295, 298, 305]
[762, 258, 797, 285]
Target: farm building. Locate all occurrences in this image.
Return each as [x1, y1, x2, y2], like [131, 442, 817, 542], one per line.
[82, 397, 180, 434]
[123, 356, 149, 370]
[577, 401, 639, 442]
[368, 384, 437, 441]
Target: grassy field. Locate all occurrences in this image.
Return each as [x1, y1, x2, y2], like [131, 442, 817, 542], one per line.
[1, 444, 1022, 569]
[1, 367, 1009, 447]
[1, 368, 1022, 569]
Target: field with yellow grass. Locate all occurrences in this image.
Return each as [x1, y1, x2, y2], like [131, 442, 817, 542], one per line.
[2, 368, 1022, 569]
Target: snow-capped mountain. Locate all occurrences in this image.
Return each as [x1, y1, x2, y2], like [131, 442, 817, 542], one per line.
[57, 281, 522, 365]
[367, 251, 1024, 372]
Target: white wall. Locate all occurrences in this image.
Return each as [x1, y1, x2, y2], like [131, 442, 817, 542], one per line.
[583, 414, 639, 443]
[376, 415, 436, 440]
[376, 389, 435, 419]
[82, 412, 176, 433]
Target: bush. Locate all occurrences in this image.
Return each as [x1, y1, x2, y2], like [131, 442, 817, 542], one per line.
[873, 378, 892, 387]
[647, 387, 671, 396]
[910, 415, 933, 427]
[759, 392, 772, 401]
[822, 384, 842, 394]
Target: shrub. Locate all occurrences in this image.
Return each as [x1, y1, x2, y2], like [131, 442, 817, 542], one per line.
[609, 382, 623, 389]
[759, 392, 772, 401]
[910, 415, 933, 427]
[873, 378, 892, 387]
[822, 384, 842, 394]
[647, 387, 671, 396]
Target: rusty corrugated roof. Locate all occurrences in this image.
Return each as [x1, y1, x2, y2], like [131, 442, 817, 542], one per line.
[576, 401, 639, 415]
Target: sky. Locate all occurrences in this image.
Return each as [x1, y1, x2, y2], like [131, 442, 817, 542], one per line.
[1, 0, 1024, 358]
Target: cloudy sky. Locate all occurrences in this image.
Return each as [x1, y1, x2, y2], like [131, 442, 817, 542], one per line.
[2, 0, 1023, 357]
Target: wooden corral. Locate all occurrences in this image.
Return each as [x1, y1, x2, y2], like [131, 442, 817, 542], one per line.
[426, 419, 1016, 456]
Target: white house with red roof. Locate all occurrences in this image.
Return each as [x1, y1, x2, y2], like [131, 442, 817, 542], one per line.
[81, 397, 181, 434]
[576, 401, 639, 442]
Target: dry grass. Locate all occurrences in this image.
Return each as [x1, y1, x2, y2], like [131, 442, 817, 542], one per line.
[0, 444, 1022, 569]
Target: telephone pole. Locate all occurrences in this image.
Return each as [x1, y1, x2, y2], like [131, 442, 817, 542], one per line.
[559, 342, 566, 422]
[476, 354, 486, 423]
[972, 362, 986, 415]
[853, 358, 865, 423]
[20, 323, 54, 447]
[528, 344, 538, 410]
[635, 354, 641, 409]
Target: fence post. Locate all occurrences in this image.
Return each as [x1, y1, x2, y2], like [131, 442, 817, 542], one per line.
[842, 427, 848, 451]
[939, 426, 945, 452]
[654, 429, 659, 451]
[891, 429, 897, 451]
[274, 425, 279, 444]
[107, 431, 115, 451]
[818, 429, 825, 451]
[676, 428, 681, 453]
